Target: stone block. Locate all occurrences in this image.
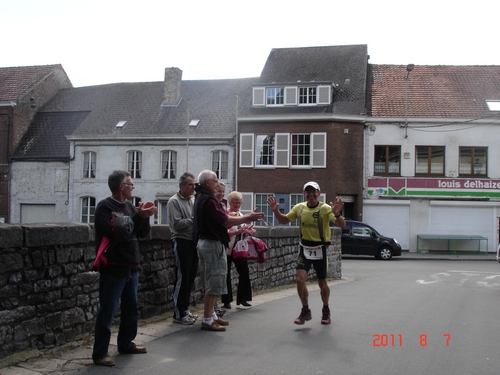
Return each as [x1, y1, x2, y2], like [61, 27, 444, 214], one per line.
[0, 224, 23, 248]
[24, 223, 91, 247]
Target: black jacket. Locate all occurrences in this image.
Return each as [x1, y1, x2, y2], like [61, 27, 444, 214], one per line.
[94, 197, 151, 276]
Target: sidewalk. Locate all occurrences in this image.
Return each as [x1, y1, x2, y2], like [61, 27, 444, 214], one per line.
[0, 252, 497, 375]
[399, 250, 497, 261]
[0, 284, 305, 375]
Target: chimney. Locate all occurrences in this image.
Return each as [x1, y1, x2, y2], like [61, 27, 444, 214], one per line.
[162, 67, 182, 107]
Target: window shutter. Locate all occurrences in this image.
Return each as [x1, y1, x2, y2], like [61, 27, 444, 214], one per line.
[240, 134, 254, 167]
[284, 86, 297, 105]
[253, 87, 265, 106]
[240, 193, 254, 214]
[317, 85, 331, 105]
[311, 132, 326, 167]
[275, 133, 290, 168]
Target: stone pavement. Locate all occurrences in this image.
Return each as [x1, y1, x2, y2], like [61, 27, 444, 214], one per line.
[0, 251, 497, 375]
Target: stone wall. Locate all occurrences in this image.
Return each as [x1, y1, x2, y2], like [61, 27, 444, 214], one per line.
[0, 223, 341, 359]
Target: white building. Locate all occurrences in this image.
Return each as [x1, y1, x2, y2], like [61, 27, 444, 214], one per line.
[364, 65, 500, 253]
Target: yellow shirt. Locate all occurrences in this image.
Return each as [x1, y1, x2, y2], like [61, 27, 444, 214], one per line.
[286, 202, 336, 242]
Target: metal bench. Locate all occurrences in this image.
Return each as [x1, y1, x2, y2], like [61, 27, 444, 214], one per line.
[417, 234, 488, 255]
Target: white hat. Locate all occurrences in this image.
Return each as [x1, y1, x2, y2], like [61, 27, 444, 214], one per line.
[303, 181, 320, 191]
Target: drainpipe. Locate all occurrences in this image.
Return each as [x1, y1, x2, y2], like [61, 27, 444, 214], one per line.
[404, 64, 414, 139]
[0, 109, 13, 223]
[234, 95, 239, 191]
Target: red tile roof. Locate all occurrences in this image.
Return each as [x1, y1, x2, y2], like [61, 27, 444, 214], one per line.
[371, 65, 500, 118]
[0, 64, 66, 102]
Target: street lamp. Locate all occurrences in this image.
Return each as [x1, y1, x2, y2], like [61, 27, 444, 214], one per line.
[405, 64, 414, 138]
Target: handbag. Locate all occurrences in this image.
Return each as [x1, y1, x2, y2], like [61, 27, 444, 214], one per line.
[232, 236, 269, 263]
[232, 237, 260, 262]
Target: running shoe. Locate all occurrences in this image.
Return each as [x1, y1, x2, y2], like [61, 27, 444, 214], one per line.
[174, 315, 196, 325]
[294, 309, 312, 325]
[321, 307, 331, 325]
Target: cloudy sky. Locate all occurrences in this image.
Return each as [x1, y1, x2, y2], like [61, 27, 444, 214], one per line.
[2, 0, 499, 87]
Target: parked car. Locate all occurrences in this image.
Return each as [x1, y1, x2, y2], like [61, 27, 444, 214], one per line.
[338, 220, 402, 260]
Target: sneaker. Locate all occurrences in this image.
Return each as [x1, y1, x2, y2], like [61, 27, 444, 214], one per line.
[186, 311, 199, 320]
[174, 315, 196, 325]
[321, 307, 331, 325]
[93, 356, 115, 366]
[294, 309, 312, 325]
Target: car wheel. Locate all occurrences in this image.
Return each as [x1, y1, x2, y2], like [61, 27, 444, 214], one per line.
[377, 247, 393, 260]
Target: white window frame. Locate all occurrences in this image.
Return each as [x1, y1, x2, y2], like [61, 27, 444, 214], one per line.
[127, 151, 142, 178]
[252, 84, 331, 107]
[212, 150, 229, 179]
[298, 86, 317, 105]
[266, 87, 284, 106]
[161, 150, 177, 179]
[254, 193, 274, 226]
[240, 132, 326, 169]
[82, 151, 96, 179]
[291, 133, 311, 167]
[81, 196, 96, 223]
[254, 134, 275, 168]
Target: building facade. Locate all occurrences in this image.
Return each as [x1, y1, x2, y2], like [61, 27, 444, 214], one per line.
[364, 65, 500, 252]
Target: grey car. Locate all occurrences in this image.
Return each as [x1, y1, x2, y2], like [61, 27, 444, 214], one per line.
[339, 220, 402, 260]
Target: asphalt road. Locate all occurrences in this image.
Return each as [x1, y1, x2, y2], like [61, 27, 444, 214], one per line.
[73, 258, 500, 375]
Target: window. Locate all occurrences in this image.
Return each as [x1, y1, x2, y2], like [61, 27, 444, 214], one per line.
[241, 132, 326, 169]
[253, 85, 331, 107]
[82, 151, 96, 178]
[299, 87, 317, 104]
[291, 134, 310, 166]
[286, 193, 327, 227]
[459, 147, 487, 176]
[352, 223, 373, 238]
[415, 146, 444, 175]
[161, 150, 177, 179]
[81, 197, 96, 223]
[212, 150, 228, 179]
[128, 197, 142, 208]
[374, 146, 400, 175]
[266, 87, 284, 105]
[289, 194, 305, 227]
[254, 193, 274, 226]
[486, 100, 500, 111]
[255, 135, 275, 166]
[128, 151, 142, 178]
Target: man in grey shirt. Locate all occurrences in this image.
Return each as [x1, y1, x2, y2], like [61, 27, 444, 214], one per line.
[167, 172, 198, 324]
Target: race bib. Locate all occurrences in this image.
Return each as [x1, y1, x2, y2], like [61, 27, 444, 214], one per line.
[301, 243, 323, 260]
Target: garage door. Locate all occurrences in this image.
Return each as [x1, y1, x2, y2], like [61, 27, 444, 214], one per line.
[430, 205, 493, 251]
[363, 202, 409, 250]
[21, 204, 56, 223]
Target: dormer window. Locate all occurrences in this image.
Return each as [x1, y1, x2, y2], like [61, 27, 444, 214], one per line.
[486, 100, 500, 111]
[299, 87, 317, 105]
[267, 88, 284, 106]
[253, 84, 331, 107]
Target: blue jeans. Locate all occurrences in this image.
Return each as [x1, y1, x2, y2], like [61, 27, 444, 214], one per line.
[92, 271, 139, 359]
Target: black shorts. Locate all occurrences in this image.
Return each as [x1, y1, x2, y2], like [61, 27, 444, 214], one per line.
[296, 240, 328, 279]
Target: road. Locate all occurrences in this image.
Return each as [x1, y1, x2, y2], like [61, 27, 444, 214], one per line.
[73, 258, 500, 375]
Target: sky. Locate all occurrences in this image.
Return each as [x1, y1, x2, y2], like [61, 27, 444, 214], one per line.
[2, 0, 499, 88]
